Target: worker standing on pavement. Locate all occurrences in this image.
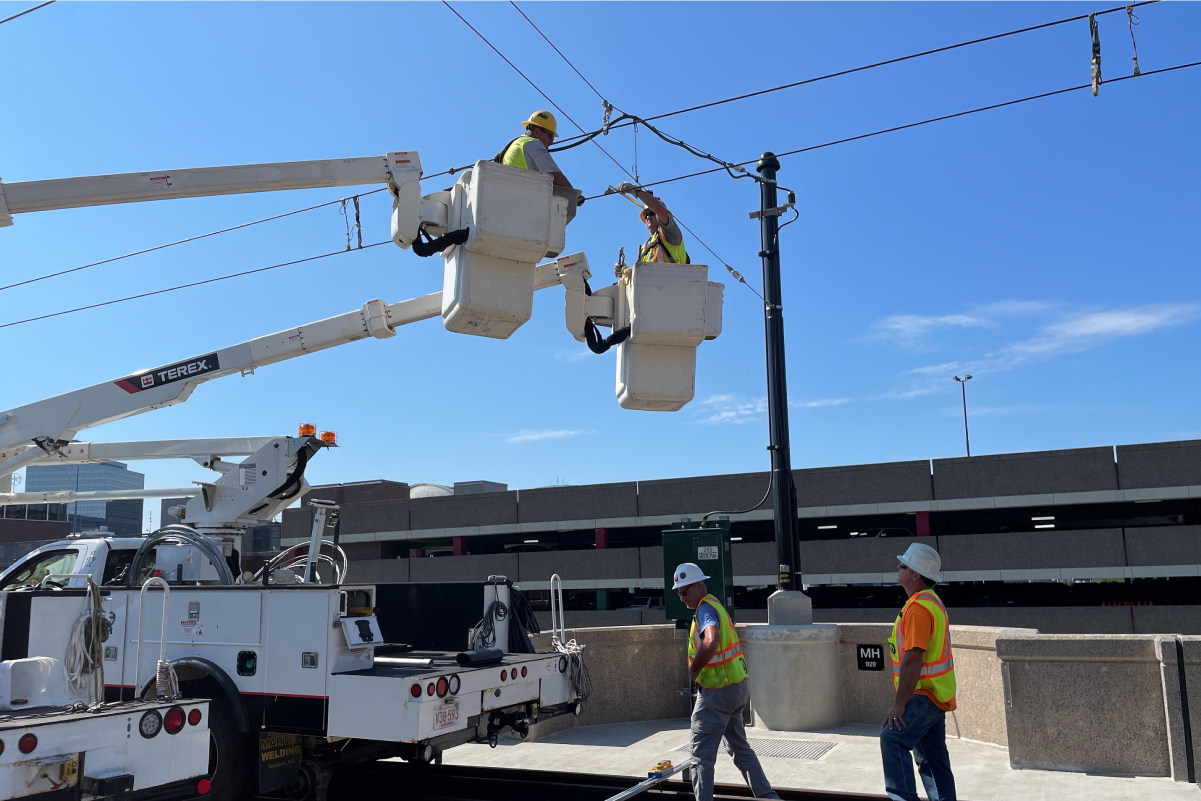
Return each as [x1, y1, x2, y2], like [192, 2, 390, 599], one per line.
[674, 563, 779, 801]
[496, 110, 576, 190]
[614, 182, 688, 263]
[882, 543, 958, 801]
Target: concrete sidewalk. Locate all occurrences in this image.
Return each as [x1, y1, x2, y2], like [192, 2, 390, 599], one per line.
[438, 718, 1201, 800]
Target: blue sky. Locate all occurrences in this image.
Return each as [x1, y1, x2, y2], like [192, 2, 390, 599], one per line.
[2, 2, 1198, 530]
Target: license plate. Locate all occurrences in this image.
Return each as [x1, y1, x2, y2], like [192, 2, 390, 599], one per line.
[433, 702, 460, 731]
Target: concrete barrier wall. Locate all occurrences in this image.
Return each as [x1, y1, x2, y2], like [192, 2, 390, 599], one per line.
[517, 623, 1201, 781]
[530, 625, 692, 728]
[834, 623, 1026, 747]
[527, 623, 1018, 749]
[996, 634, 1178, 777]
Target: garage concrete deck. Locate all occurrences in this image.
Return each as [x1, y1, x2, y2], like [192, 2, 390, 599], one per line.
[438, 718, 1201, 800]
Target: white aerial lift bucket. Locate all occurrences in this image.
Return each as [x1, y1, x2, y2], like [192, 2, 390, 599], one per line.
[614, 262, 724, 411]
[441, 161, 570, 339]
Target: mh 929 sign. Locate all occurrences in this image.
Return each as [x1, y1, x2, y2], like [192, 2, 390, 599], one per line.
[857, 644, 885, 671]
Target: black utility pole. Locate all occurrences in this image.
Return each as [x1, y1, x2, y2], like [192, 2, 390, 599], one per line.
[756, 152, 800, 591]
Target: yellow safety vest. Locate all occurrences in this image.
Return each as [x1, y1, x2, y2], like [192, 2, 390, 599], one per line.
[688, 595, 747, 689]
[500, 135, 539, 171]
[888, 589, 956, 704]
[638, 228, 688, 264]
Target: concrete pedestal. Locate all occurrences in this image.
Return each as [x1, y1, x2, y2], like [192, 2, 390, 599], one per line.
[742, 623, 841, 731]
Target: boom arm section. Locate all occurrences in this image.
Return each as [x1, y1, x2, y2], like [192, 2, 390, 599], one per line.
[0, 153, 421, 226]
[0, 293, 441, 477]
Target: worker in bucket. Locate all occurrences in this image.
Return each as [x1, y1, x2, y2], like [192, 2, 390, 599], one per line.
[882, 543, 958, 801]
[674, 562, 779, 801]
[614, 182, 689, 263]
[496, 110, 578, 194]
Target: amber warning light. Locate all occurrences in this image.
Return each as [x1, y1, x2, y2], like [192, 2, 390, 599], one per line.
[320, 431, 337, 444]
[299, 424, 316, 437]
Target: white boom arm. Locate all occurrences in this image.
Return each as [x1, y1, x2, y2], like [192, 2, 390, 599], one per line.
[0, 255, 593, 483]
[0, 153, 421, 226]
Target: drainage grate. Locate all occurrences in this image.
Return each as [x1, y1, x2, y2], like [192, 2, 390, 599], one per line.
[671, 738, 837, 761]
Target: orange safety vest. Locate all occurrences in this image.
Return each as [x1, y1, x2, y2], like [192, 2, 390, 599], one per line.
[888, 588, 956, 704]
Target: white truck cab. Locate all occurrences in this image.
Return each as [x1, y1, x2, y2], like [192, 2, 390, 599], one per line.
[0, 535, 144, 592]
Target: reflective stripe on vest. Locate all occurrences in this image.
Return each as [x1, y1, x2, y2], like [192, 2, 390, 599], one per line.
[887, 589, 956, 702]
[502, 135, 538, 171]
[688, 595, 748, 689]
[638, 229, 688, 264]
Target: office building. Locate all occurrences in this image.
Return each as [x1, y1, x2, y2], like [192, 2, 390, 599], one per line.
[25, 462, 145, 536]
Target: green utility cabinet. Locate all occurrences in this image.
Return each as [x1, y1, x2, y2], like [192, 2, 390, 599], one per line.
[663, 518, 735, 624]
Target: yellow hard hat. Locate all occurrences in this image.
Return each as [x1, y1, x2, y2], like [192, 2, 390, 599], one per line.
[640, 206, 655, 223]
[521, 110, 558, 136]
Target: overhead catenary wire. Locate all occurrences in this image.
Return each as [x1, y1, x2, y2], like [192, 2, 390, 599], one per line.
[0, 0, 54, 26]
[10, 59, 1195, 328]
[0, 189, 389, 293]
[583, 60, 1201, 201]
[552, 0, 1162, 147]
[503, 2, 755, 295]
[0, 241, 388, 330]
[4, 3, 1163, 294]
[442, 0, 631, 179]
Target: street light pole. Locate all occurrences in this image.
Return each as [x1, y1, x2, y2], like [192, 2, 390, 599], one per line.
[953, 375, 973, 457]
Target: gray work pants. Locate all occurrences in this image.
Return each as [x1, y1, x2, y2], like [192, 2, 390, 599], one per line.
[690, 679, 780, 801]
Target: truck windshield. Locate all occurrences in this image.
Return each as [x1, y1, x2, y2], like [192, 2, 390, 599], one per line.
[2, 549, 79, 590]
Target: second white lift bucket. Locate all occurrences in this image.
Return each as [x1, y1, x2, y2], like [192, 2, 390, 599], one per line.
[615, 262, 724, 411]
[442, 161, 569, 339]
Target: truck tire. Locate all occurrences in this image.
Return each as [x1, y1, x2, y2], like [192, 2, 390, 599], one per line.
[205, 693, 255, 801]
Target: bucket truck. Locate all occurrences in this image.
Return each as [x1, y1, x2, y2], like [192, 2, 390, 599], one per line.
[0, 150, 725, 801]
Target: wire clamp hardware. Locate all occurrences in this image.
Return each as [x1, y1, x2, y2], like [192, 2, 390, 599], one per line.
[1089, 12, 1103, 96]
[1126, 6, 1141, 76]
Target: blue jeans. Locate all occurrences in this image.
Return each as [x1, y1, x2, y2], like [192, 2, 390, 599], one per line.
[879, 694, 957, 801]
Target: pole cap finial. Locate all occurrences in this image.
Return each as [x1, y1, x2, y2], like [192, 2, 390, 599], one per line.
[757, 152, 781, 174]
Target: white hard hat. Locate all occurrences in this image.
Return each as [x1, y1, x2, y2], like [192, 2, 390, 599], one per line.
[897, 543, 942, 583]
[672, 562, 710, 590]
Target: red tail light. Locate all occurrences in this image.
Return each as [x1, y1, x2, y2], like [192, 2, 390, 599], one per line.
[18, 734, 36, 754]
[0, 739, 5, 755]
[164, 706, 185, 734]
[521, 666, 528, 678]
[197, 779, 211, 795]
[426, 682, 435, 696]
[500, 669, 508, 681]
[436, 677, 448, 698]
[188, 708, 202, 726]
[410, 684, 422, 699]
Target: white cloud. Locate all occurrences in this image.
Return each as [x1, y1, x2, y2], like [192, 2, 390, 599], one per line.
[868, 313, 993, 350]
[791, 398, 851, 408]
[505, 429, 585, 444]
[867, 299, 1052, 351]
[988, 304, 1199, 369]
[697, 394, 767, 425]
[890, 303, 1199, 398]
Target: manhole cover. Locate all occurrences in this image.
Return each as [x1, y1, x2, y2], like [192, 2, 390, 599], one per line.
[671, 738, 837, 761]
